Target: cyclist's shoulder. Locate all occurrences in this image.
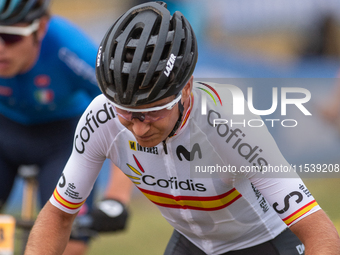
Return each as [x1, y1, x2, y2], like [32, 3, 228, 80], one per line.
[74, 95, 125, 153]
[38, 16, 98, 83]
[191, 80, 265, 126]
[189, 80, 277, 162]
[81, 94, 121, 128]
[87, 94, 109, 108]
[190, 80, 236, 128]
[45, 16, 89, 40]
[42, 15, 97, 54]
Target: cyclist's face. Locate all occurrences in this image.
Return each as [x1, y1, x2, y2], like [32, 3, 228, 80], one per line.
[118, 95, 180, 148]
[118, 76, 193, 148]
[0, 17, 48, 78]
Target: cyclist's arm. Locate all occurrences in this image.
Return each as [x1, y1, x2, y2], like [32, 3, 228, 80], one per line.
[104, 164, 134, 204]
[81, 164, 134, 233]
[290, 209, 340, 255]
[25, 201, 77, 255]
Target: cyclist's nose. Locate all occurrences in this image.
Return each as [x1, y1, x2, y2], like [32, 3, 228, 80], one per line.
[131, 118, 151, 136]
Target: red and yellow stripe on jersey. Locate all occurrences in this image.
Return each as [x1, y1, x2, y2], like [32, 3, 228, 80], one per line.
[179, 93, 193, 130]
[138, 187, 242, 211]
[53, 189, 85, 211]
[283, 200, 318, 226]
[172, 93, 194, 138]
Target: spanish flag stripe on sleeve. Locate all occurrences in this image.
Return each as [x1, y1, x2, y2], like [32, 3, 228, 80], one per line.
[283, 200, 318, 226]
[53, 189, 85, 210]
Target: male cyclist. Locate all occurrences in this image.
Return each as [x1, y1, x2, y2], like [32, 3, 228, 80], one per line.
[0, 0, 131, 254]
[25, 2, 340, 255]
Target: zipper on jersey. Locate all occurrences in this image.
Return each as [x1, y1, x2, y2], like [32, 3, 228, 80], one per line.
[162, 139, 168, 154]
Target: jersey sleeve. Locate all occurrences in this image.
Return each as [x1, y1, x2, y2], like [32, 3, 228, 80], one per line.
[236, 101, 321, 227]
[232, 103, 321, 226]
[49, 95, 113, 214]
[197, 82, 321, 227]
[250, 177, 320, 226]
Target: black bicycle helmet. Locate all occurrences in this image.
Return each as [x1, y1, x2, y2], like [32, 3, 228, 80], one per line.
[0, 0, 51, 25]
[96, 1, 198, 107]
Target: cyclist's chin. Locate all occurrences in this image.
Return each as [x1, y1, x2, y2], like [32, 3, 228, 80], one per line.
[135, 136, 161, 148]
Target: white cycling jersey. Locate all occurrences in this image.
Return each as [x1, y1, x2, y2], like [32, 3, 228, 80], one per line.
[50, 81, 319, 254]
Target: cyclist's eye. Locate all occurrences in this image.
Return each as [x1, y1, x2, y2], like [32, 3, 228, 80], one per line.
[147, 111, 161, 117]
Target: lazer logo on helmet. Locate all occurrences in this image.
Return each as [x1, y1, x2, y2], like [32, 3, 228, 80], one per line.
[75, 103, 115, 154]
[164, 54, 176, 77]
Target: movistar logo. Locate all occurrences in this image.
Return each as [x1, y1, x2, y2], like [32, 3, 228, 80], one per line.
[125, 155, 206, 192]
[176, 143, 202, 161]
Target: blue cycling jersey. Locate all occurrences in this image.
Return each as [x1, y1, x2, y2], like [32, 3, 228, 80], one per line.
[0, 16, 101, 125]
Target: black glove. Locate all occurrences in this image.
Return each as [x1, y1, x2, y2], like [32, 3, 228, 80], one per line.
[72, 199, 129, 238]
[89, 199, 129, 232]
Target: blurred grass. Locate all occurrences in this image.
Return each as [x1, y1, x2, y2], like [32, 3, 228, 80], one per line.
[87, 194, 173, 255]
[87, 178, 340, 254]
[303, 178, 340, 225]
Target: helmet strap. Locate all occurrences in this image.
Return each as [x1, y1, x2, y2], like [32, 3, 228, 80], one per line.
[168, 100, 184, 138]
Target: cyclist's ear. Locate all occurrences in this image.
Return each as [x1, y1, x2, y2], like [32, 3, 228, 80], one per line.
[181, 75, 194, 103]
[36, 16, 49, 42]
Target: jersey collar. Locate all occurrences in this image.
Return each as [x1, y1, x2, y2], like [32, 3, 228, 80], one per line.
[172, 92, 194, 137]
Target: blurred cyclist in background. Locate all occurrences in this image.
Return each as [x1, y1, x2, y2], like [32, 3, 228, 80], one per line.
[319, 71, 340, 131]
[0, 0, 133, 254]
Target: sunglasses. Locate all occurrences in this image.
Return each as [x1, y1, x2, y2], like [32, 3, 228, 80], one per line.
[111, 94, 182, 123]
[0, 19, 40, 45]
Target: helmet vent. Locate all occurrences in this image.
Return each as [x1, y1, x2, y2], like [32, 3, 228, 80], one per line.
[139, 72, 160, 90]
[151, 19, 161, 36]
[121, 74, 128, 91]
[169, 18, 174, 31]
[124, 48, 135, 63]
[161, 43, 171, 60]
[130, 26, 143, 39]
[178, 39, 185, 57]
[144, 46, 154, 61]
[122, 14, 137, 31]
[3, 1, 10, 11]
[135, 74, 145, 89]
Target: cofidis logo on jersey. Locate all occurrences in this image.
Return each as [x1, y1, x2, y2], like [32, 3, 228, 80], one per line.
[126, 154, 205, 191]
[125, 155, 242, 211]
[75, 102, 115, 154]
[199, 81, 311, 128]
